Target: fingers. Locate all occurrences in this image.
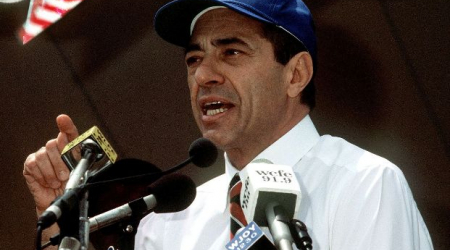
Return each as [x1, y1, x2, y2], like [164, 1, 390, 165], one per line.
[56, 114, 79, 152]
[35, 144, 59, 189]
[23, 151, 66, 214]
[25, 114, 76, 188]
[23, 139, 70, 190]
[46, 139, 70, 182]
[23, 152, 46, 188]
[23, 115, 78, 215]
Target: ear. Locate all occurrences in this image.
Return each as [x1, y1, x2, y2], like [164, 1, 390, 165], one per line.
[285, 52, 314, 98]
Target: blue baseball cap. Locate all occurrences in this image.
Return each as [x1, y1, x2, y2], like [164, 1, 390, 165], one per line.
[154, 0, 317, 60]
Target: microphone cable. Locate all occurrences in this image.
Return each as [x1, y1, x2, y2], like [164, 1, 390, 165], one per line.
[35, 224, 42, 250]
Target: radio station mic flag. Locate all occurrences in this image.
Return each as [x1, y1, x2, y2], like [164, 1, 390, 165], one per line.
[226, 221, 276, 250]
[239, 162, 302, 226]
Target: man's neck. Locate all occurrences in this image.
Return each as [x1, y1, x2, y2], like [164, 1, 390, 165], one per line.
[226, 111, 309, 170]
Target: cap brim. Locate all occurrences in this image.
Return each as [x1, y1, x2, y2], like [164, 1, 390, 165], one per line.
[154, 0, 273, 47]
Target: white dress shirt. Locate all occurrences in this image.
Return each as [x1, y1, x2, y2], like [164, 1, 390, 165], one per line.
[134, 115, 433, 250]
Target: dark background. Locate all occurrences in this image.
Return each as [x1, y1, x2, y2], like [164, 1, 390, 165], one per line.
[0, 0, 449, 249]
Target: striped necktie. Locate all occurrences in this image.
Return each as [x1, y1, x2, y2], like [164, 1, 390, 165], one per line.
[228, 173, 248, 239]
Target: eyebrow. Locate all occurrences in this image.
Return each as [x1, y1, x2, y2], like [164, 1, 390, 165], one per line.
[185, 44, 201, 55]
[184, 37, 251, 55]
[213, 37, 249, 47]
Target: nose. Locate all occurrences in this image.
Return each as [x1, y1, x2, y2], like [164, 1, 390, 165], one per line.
[194, 56, 225, 87]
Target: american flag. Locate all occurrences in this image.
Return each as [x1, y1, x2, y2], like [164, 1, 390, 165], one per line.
[19, 0, 83, 44]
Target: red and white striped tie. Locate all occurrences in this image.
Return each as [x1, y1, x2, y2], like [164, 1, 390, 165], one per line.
[229, 173, 248, 239]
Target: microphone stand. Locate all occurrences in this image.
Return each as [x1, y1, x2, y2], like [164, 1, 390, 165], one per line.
[45, 192, 153, 250]
[59, 139, 104, 250]
[79, 190, 89, 250]
[266, 203, 313, 250]
[289, 219, 313, 250]
[266, 202, 294, 250]
[65, 139, 103, 190]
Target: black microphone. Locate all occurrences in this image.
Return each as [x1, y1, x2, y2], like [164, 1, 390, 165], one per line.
[189, 137, 218, 168]
[93, 137, 217, 184]
[164, 137, 218, 174]
[89, 173, 196, 232]
[37, 187, 85, 229]
[84, 137, 218, 187]
[289, 220, 313, 250]
[86, 158, 162, 185]
[114, 138, 217, 177]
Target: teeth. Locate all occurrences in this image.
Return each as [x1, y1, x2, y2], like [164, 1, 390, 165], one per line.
[206, 107, 228, 116]
[205, 101, 222, 107]
[203, 101, 229, 116]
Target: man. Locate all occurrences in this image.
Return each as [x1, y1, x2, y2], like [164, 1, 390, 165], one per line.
[24, 0, 433, 249]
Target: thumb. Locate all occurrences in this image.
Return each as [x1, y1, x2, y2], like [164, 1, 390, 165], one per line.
[56, 114, 79, 152]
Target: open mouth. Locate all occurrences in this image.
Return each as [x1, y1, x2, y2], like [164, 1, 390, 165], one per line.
[202, 101, 233, 116]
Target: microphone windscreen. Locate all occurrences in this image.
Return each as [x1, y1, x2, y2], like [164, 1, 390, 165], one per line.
[189, 138, 218, 168]
[149, 173, 197, 213]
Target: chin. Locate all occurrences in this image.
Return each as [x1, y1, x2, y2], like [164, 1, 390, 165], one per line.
[202, 132, 228, 151]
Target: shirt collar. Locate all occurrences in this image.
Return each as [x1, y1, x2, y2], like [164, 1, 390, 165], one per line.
[222, 115, 320, 211]
[252, 115, 320, 166]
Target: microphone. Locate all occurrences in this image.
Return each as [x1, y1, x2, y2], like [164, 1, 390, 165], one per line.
[188, 137, 218, 168]
[48, 137, 214, 228]
[89, 173, 196, 232]
[61, 126, 117, 179]
[90, 137, 216, 183]
[85, 137, 218, 187]
[106, 138, 218, 179]
[37, 126, 118, 229]
[240, 162, 302, 250]
[37, 187, 84, 229]
[86, 158, 162, 185]
[58, 237, 81, 250]
[63, 138, 103, 190]
[226, 221, 276, 250]
[164, 137, 218, 174]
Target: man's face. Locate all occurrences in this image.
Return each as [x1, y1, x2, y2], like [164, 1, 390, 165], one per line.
[186, 8, 294, 154]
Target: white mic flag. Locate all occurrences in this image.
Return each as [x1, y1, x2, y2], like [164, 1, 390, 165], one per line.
[239, 162, 302, 226]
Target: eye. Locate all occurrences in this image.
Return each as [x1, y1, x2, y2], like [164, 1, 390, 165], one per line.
[185, 56, 201, 67]
[224, 49, 241, 56]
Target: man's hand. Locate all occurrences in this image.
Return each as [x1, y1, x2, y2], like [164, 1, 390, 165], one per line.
[23, 114, 79, 216]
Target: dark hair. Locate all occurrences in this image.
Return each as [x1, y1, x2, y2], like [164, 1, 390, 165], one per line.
[261, 23, 316, 110]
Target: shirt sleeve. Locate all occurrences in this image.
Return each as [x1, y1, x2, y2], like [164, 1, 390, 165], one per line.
[329, 163, 433, 250]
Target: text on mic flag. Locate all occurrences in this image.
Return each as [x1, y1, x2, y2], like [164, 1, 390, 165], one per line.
[61, 126, 117, 166]
[226, 221, 275, 250]
[240, 163, 302, 226]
